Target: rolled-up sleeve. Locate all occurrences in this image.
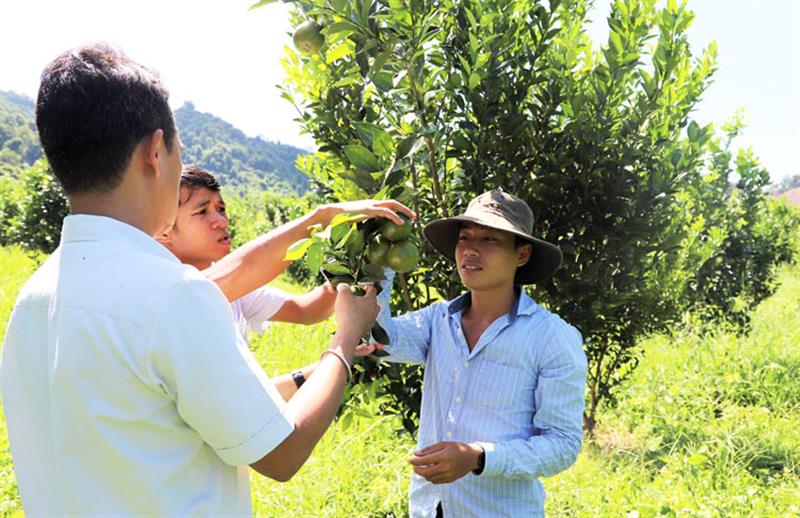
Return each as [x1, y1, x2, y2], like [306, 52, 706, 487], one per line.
[148, 277, 294, 466]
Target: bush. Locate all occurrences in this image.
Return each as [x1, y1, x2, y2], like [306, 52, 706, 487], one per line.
[1, 159, 68, 253]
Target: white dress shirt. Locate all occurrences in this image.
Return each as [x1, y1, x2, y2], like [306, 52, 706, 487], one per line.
[378, 289, 587, 517]
[1, 215, 294, 516]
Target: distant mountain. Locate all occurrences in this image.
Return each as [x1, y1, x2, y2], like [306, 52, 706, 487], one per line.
[0, 91, 310, 195]
[0, 91, 42, 175]
[175, 102, 310, 196]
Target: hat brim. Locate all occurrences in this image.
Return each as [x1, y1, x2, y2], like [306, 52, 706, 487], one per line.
[422, 216, 562, 285]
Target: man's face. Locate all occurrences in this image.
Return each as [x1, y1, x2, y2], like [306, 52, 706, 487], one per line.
[455, 223, 531, 292]
[159, 186, 231, 269]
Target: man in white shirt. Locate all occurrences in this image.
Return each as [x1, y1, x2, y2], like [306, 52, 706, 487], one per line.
[0, 42, 410, 516]
[158, 165, 346, 397]
[159, 166, 336, 336]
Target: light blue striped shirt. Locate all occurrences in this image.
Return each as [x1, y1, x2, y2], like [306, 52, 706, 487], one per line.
[378, 288, 587, 517]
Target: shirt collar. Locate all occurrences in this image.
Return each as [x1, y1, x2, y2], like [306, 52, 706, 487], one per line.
[60, 214, 180, 264]
[447, 286, 539, 322]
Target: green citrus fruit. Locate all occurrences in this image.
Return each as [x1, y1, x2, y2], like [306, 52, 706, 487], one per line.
[367, 239, 390, 267]
[293, 21, 325, 54]
[380, 215, 413, 242]
[386, 240, 420, 273]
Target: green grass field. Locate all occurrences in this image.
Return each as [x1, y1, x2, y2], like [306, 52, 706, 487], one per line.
[0, 244, 798, 516]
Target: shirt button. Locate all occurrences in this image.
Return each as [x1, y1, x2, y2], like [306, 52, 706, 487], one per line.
[446, 431, 453, 438]
[463, 361, 469, 368]
[455, 396, 462, 403]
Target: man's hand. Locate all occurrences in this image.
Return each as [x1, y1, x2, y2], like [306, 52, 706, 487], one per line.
[353, 342, 385, 356]
[409, 441, 483, 484]
[321, 199, 416, 226]
[332, 283, 379, 360]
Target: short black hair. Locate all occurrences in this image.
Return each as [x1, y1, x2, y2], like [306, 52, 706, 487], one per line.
[35, 42, 177, 195]
[179, 165, 220, 205]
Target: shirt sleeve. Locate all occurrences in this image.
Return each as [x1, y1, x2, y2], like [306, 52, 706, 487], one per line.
[238, 285, 288, 334]
[374, 272, 437, 365]
[478, 323, 587, 480]
[148, 276, 294, 466]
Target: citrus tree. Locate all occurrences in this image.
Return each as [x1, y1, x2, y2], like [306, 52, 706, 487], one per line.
[263, 0, 793, 432]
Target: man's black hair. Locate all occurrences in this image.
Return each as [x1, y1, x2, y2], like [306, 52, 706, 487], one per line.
[35, 42, 177, 195]
[179, 165, 221, 206]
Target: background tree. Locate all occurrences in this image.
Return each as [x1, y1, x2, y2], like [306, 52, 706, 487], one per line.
[272, 0, 796, 432]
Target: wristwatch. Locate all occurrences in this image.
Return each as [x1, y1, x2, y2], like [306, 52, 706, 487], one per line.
[472, 445, 485, 475]
[291, 370, 306, 389]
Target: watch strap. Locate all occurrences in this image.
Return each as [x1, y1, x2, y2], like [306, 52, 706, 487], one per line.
[291, 370, 306, 389]
[472, 445, 485, 475]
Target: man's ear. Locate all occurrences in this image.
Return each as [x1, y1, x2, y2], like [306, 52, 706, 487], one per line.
[516, 243, 532, 268]
[155, 226, 172, 245]
[143, 129, 166, 177]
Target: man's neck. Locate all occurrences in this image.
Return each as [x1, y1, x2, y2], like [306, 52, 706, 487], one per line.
[68, 182, 164, 237]
[464, 284, 517, 324]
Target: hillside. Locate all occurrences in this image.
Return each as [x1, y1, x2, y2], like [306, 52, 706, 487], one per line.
[0, 91, 42, 175]
[175, 102, 310, 196]
[0, 91, 310, 195]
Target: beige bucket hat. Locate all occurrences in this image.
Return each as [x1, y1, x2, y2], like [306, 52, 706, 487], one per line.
[422, 190, 562, 284]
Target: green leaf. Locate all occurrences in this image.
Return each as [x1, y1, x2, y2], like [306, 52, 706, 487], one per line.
[353, 122, 381, 148]
[329, 212, 366, 227]
[362, 263, 388, 280]
[452, 133, 471, 150]
[306, 242, 324, 273]
[372, 129, 394, 157]
[344, 145, 382, 172]
[395, 135, 417, 159]
[687, 121, 699, 142]
[332, 0, 349, 12]
[331, 221, 352, 245]
[371, 322, 391, 344]
[323, 20, 361, 35]
[352, 168, 380, 192]
[383, 161, 405, 187]
[372, 71, 394, 92]
[608, 31, 623, 55]
[326, 42, 355, 63]
[332, 76, 363, 88]
[284, 238, 314, 261]
[468, 72, 481, 90]
[369, 48, 394, 79]
[344, 228, 365, 254]
[323, 261, 352, 275]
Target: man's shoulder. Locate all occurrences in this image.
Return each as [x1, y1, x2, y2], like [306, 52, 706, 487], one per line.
[519, 296, 583, 348]
[14, 243, 217, 326]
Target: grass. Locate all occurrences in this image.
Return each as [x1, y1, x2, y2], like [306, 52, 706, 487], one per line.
[544, 261, 800, 516]
[0, 246, 38, 517]
[0, 244, 798, 516]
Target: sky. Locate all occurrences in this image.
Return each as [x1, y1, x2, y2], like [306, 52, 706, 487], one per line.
[1, 0, 797, 183]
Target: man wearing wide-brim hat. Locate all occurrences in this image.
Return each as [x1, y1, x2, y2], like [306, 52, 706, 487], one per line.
[370, 190, 587, 518]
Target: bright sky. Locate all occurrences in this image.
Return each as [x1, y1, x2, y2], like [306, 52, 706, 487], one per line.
[1, 0, 797, 182]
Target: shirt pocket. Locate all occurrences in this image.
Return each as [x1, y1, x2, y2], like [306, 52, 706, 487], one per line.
[468, 360, 535, 410]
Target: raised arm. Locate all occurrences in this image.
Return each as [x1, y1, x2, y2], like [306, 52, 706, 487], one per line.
[205, 200, 415, 302]
[249, 283, 380, 481]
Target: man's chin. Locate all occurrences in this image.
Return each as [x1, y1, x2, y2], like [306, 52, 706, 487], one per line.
[215, 244, 231, 258]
